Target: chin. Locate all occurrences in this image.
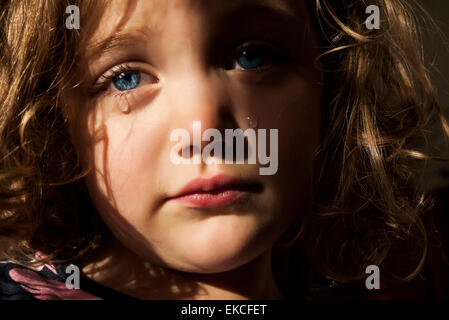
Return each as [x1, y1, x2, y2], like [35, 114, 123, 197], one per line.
[164, 228, 270, 274]
[172, 250, 261, 274]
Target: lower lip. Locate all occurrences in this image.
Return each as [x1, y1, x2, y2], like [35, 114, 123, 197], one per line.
[170, 189, 247, 208]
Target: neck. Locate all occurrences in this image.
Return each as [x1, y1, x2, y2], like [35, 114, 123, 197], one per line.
[78, 238, 283, 300]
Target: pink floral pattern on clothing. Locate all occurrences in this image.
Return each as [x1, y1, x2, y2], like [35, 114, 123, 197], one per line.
[8, 267, 100, 300]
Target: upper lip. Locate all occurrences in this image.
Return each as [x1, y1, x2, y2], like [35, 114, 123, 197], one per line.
[169, 174, 261, 199]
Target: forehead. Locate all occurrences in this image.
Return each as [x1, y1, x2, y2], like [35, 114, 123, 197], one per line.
[86, 0, 310, 49]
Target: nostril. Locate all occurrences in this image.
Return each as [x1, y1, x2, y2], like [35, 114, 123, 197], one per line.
[179, 145, 191, 158]
[179, 145, 201, 159]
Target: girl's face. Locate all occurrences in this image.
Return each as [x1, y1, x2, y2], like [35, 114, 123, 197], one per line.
[79, 0, 322, 273]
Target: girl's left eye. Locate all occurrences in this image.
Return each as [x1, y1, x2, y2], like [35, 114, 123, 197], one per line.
[227, 43, 285, 71]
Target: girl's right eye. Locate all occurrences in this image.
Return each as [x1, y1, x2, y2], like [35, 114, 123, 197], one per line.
[91, 64, 159, 95]
[112, 71, 141, 91]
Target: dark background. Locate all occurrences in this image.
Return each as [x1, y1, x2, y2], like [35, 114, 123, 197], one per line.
[420, 0, 449, 189]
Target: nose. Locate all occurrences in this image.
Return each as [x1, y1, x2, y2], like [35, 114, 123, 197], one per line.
[168, 68, 237, 161]
[174, 69, 234, 130]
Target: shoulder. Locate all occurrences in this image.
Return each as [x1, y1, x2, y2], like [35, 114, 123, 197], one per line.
[0, 255, 100, 300]
[0, 259, 38, 300]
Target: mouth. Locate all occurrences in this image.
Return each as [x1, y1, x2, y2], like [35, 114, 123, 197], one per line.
[167, 174, 262, 208]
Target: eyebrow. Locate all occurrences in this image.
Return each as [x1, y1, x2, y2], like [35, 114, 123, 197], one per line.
[222, 1, 300, 23]
[85, 1, 303, 62]
[85, 28, 153, 62]
[205, 1, 306, 57]
[205, 1, 306, 53]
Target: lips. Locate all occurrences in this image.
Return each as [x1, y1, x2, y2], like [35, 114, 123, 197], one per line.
[167, 174, 261, 208]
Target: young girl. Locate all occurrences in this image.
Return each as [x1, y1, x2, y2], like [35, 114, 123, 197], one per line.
[0, 0, 447, 300]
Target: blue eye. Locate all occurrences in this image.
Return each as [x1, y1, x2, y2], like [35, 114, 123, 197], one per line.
[113, 71, 141, 91]
[227, 43, 285, 71]
[236, 48, 266, 69]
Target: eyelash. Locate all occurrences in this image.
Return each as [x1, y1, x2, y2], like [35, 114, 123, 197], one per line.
[90, 41, 289, 95]
[90, 63, 135, 95]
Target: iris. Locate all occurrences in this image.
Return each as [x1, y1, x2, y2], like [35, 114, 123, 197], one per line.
[236, 47, 266, 69]
[113, 71, 141, 91]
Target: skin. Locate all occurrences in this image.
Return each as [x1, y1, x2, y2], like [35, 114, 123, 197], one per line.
[73, 0, 322, 299]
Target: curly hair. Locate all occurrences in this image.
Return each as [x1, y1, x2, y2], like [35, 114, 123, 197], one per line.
[295, 0, 449, 283]
[0, 0, 447, 287]
[0, 0, 105, 265]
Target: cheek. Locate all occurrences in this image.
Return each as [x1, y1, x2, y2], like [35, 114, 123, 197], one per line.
[230, 69, 322, 219]
[230, 68, 321, 151]
[84, 108, 167, 221]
